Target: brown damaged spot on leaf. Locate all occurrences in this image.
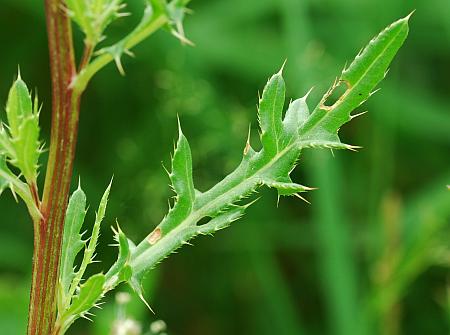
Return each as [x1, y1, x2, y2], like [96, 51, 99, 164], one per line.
[147, 227, 162, 245]
[320, 79, 352, 111]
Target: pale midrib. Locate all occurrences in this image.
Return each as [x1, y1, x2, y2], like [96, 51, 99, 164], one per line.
[272, 79, 282, 153]
[60, 214, 83, 291]
[183, 152, 195, 205]
[131, 141, 296, 270]
[130, 22, 408, 277]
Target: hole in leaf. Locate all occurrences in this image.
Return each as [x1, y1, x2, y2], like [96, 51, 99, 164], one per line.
[197, 216, 212, 226]
[322, 80, 350, 108]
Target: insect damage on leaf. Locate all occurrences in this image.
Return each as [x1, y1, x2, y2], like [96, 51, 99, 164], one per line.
[50, 15, 411, 333]
[147, 227, 162, 245]
[320, 79, 351, 111]
[300, 14, 410, 137]
[127, 16, 410, 303]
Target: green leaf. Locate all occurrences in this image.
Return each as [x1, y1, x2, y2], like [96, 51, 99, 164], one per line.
[196, 206, 247, 235]
[96, 179, 112, 224]
[171, 125, 195, 209]
[66, 0, 126, 45]
[282, 96, 310, 146]
[59, 185, 87, 308]
[128, 275, 154, 313]
[3, 73, 41, 185]
[104, 225, 131, 289]
[11, 114, 41, 184]
[300, 15, 410, 138]
[159, 124, 195, 234]
[5, 73, 32, 138]
[129, 16, 410, 294]
[0, 156, 10, 195]
[68, 181, 112, 299]
[258, 68, 286, 156]
[73, 0, 194, 89]
[65, 0, 91, 38]
[65, 273, 105, 319]
[1, 73, 41, 219]
[81, 181, 111, 264]
[265, 179, 314, 197]
[0, 153, 39, 219]
[55, 183, 123, 334]
[0, 124, 13, 156]
[166, 0, 193, 45]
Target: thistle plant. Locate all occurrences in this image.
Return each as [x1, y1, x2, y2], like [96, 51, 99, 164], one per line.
[0, 0, 410, 334]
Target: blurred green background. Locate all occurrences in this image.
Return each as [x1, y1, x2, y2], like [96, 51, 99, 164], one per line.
[0, 0, 449, 334]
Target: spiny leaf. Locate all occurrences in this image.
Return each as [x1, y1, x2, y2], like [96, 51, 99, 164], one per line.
[196, 206, 247, 235]
[94, 1, 128, 39]
[300, 15, 410, 137]
[65, 273, 105, 318]
[96, 179, 112, 223]
[5, 73, 32, 137]
[66, 0, 126, 45]
[161, 124, 195, 233]
[0, 156, 10, 195]
[166, 0, 193, 45]
[104, 224, 131, 289]
[82, 180, 112, 265]
[0, 124, 13, 156]
[59, 185, 87, 307]
[129, 16, 410, 296]
[146, 0, 193, 45]
[282, 95, 310, 147]
[65, 0, 91, 39]
[11, 115, 41, 184]
[171, 125, 195, 207]
[74, 0, 193, 86]
[0, 141, 39, 219]
[265, 179, 314, 197]
[258, 68, 286, 157]
[4, 73, 41, 185]
[68, 181, 112, 298]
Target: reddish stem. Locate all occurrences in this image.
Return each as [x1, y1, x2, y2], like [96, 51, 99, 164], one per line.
[27, 1, 80, 334]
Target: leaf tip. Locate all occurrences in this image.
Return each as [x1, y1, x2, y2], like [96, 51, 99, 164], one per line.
[107, 175, 114, 190]
[176, 114, 183, 134]
[17, 65, 22, 80]
[278, 59, 287, 76]
[302, 86, 314, 100]
[404, 10, 415, 22]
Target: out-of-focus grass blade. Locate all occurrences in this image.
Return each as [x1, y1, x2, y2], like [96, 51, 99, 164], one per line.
[239, 199, 305, 335]
[309, 151, 365, 335]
